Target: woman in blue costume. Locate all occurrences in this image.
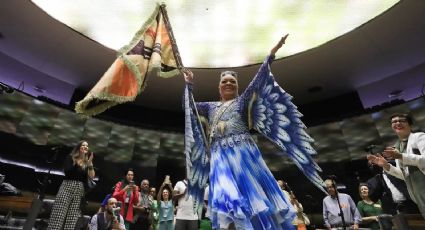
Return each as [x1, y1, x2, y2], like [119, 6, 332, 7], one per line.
[182, 35, 325, 230]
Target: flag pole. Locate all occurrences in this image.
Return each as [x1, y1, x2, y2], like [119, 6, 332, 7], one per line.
[160, 4, 210, 154]
[160, 4, 183, 69]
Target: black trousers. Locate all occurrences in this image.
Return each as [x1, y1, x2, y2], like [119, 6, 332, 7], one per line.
[174, 219, 198, 230]
[131, 215, 150, 230]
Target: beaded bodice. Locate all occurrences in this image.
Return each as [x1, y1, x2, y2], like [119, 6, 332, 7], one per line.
[203, 98, 250, 143]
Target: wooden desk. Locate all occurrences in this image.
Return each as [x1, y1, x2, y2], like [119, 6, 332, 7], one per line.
[0, 193, 36, 214]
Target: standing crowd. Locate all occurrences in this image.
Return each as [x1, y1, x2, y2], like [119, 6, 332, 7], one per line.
[86, 169, 209, 230]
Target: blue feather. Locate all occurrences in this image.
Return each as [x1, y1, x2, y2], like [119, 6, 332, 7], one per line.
[245, 56, 326, 194]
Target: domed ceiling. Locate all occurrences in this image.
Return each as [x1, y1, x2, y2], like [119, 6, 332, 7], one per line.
[33, 0, 398, 67]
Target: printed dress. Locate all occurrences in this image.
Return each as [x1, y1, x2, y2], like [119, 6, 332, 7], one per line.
[183, 55, 325, 230]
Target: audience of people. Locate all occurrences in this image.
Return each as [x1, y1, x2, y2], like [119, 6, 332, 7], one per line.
[157, 179, 174, 230]
[89, 197, 125, 230]
[47, 140, 95, 230]
[368, 113, 425, 218]
[173, 178, 199, 230]
[356, 183, 382, 230]
[367, 161, 420, 215]
[322, 179, 361, 230]
[112, 169, 140, 230]
[42, 112, 425, 229]
[149, 187, 159, 230]
[278, 180, 310, 230]
[132, 179, 151, 230]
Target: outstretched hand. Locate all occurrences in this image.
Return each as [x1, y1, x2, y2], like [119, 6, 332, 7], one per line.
[271, 34, 289, 55]
[182, 68, 194, 83]
[367, 154, 390, 171]
[382, 147, 402, 160]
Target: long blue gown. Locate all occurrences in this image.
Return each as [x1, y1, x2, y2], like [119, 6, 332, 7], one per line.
[183, 55, 325, 230]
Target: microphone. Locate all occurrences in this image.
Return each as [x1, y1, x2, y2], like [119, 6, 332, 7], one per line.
[112, 207, 121, 218]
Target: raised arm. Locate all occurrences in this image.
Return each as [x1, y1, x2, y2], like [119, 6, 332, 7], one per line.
[157, 183, 166, 201]
[270, 34, 289, 56]
[87, 152, 95, 179]
[240, 34, 289, 103]
[182, 68, 193, 84]
[172, 181, 187, 202]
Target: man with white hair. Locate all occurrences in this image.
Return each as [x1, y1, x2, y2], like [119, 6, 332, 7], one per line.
[322, 179, 361, 230]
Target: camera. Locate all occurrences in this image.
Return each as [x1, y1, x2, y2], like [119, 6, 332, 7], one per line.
[164, 175, 171, 184]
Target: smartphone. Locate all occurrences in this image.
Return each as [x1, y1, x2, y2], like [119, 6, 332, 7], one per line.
[129, 181, 135, 186]
[164, 175, 171, 184]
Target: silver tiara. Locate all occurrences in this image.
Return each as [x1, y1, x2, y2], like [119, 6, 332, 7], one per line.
[220, 70, 238, 79]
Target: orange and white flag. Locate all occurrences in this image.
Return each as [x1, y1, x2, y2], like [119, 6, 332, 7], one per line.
[76, 4, 179, 116]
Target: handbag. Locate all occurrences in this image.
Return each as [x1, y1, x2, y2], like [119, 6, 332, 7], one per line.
[86, 177, 96, 192]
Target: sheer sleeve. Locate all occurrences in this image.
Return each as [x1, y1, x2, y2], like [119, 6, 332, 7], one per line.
[183, 83, 210, 215]
[239, 55, 325, 193]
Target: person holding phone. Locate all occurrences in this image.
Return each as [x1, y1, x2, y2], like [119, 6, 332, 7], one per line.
[47, 140, 95, 230]
[89, 197, 125, 230]
[113, 169, 140, 230]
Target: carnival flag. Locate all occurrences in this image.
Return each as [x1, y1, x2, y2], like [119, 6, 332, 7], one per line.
[75, 4, 180, 116]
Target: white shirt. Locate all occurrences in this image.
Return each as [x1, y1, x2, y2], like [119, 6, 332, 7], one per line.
[204, 185, 210, 218]
[382, 173, 406, 202]
[89, 212, 126, 230]
[173, 180, 198, 220]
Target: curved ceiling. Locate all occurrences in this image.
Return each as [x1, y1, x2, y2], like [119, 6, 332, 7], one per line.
[32, 0, 398, 68]
[0, 0, 424, 115]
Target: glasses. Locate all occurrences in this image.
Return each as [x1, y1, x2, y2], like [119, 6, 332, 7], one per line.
[391, 119, 407, 124]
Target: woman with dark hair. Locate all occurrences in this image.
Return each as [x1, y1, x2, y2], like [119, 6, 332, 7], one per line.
[368, 112, 425, 218]
[112, 168, 140, 230]
[182, 35, 325, 229]
[357, 183, 383, 230]
[47, 140, 95, 230]
[157, 181, 174, 230]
